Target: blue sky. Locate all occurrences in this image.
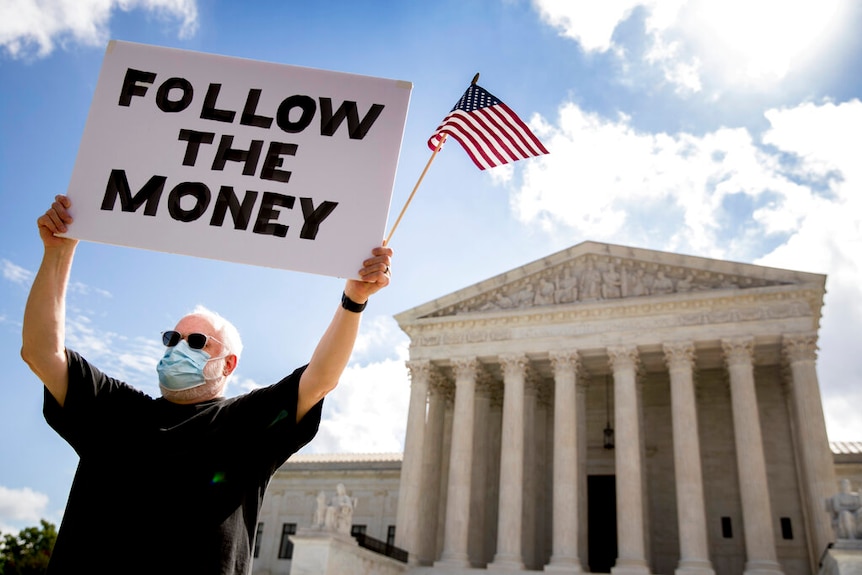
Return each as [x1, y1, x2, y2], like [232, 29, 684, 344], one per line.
[2, 0, 861, 534]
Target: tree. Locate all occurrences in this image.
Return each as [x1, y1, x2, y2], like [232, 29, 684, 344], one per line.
[0, 520, 57, 575]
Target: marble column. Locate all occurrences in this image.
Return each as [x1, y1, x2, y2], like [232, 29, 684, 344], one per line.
[395, 359, 430, 562]
[490, 354, 529, 571]
[436, 357, 479, 568]
[577, 377, 589, 563]
[470, 370, 494, 565]
[722, 338, 784, 575]
[608, 346, 650, 575]
[546, 351, 583, 573]
[418, 371, 449, 564]
[664, 342, 715, 575]
[782, 333, 837, 562]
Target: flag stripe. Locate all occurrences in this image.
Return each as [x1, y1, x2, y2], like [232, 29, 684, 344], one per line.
[467, 108, 525, 162]
[427, 83, 548, 170]
[436, 116, 502, 170]
[489, 103, 548, 156]
[448, 110, 513, 165]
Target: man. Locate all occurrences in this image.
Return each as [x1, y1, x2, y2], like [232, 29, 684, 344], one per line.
[21, 194, 393, 574]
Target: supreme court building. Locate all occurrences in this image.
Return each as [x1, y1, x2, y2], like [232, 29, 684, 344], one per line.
[392, 241, 837, 575]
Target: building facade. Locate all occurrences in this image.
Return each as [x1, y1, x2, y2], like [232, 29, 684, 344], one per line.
[393, 242, 836, 575]
[252, 453, 402, 575]
[253, 241, 855, 575]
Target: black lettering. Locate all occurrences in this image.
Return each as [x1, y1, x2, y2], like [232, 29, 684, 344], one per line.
[118, 68, 156, 107]
[260, 142, 298, 183]
[253, 192, 295, 237]
[319, 99, 385, 140]
[178, 129, 215, 166]
[299, 197, 337, 240]
[201, 83, 236, 123]
[275, 95, 316, 133]
[210, 187, 258, 229]
[211, 135, 263, 176]
[155, 77, 194, 113]
[167, 182, 211, 222]
[240, 89, 273, 129]
[100, 169, 165, 216]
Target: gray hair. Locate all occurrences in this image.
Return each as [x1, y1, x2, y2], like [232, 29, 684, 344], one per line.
[187, 304, 244, 361]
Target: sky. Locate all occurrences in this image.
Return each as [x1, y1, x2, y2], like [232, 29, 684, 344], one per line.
[1, 0, 861, 535]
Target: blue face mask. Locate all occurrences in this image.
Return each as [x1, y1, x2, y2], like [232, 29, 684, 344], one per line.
[157, 340, 222, 391]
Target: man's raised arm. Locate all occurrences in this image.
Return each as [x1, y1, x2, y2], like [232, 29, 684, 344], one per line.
[21, 195, 78, 407]
[295, 245, 393, 422]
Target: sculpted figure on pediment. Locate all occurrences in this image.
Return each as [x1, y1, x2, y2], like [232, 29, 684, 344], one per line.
[676, 273, 694, 292]
[534, 277, 556, 306]
[652, 271, 674, 294]
[514, 284, 534, 308]
[602, 264, 622, 299]
[424, 250, 801, 318]
[626, 267, 648, 297]
[554, 266, 578, 304]
[477, 290, 514, 312]
[579, 258, 602, 301]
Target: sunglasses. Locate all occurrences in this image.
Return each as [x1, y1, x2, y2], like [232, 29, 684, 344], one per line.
[161, 330, 224, 350]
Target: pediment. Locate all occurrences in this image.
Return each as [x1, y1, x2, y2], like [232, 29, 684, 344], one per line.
[396, 241, 825, 322]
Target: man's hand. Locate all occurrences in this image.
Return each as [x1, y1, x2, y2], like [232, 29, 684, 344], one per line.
[344, 245, 393, 304]
[38, 195, 78, 250]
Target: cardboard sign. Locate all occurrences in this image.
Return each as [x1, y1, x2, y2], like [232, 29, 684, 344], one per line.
[63, 40, 412, 278]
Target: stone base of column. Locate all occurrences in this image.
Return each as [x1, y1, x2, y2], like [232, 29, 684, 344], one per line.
[488, 554, 526, 571]
[676, 558, 715, 575]
[742, 559, 784, 575]
[434, 553, 471, 570]
[544, 555, 583, 573]
[611, 558, 651, 575]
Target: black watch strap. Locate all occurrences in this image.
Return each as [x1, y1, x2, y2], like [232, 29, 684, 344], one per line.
[341, 292, 367, 313]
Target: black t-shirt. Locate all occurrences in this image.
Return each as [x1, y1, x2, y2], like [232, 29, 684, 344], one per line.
[43, 349, 322, 575]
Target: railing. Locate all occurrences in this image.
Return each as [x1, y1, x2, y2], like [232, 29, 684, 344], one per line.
[353, 533, 409, 563]
[819, 542, 834, 568]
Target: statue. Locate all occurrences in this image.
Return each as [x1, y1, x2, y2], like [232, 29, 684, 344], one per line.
[601, 264, 622, 299]
[313, 483, 358, 535]
[579, 260, 602, 300]
[554, 267, 578, 304]
[534, 277, 556, 306]
[652, 271, 674, 294]
[826, 479, 862, 540]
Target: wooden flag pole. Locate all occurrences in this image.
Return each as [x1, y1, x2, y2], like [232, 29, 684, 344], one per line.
[383, 73, 480, 246]
[383, 133, 447, 246]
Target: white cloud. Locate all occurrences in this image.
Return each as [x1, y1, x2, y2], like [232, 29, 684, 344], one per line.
[0, 485, 49, 534]
[350, 315, 410, 363]
[1, 259, 33, 286]
[824, 391, 862, 442]
[533, 0, 854, 93]
[510, 96, 862, 441]
[0, 0, 198, 59]
[532, 0, 645, 53]
[513, 101, 814, 259]
[310, 349, 410, 455]
[307, 316, 411, 453]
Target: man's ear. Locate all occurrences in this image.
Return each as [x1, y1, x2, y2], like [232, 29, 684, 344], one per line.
[224, 354, 238, 376]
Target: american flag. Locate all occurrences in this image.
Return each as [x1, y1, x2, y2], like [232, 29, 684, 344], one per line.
[428, 83, 548, 170]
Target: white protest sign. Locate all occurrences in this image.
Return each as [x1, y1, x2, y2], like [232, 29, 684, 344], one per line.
[63, 40, 412, 279]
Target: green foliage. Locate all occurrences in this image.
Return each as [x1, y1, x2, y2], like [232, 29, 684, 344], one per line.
[0, 520, 57, 575]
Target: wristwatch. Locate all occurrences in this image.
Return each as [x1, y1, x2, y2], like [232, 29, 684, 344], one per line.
[341, 292, 367, 313]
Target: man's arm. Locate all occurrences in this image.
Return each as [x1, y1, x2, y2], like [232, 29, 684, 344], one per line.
[295, 246, 393, 422]
[21, 195, 78, 407]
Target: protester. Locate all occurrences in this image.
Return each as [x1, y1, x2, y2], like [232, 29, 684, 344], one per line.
[21, 194, 393, 574]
